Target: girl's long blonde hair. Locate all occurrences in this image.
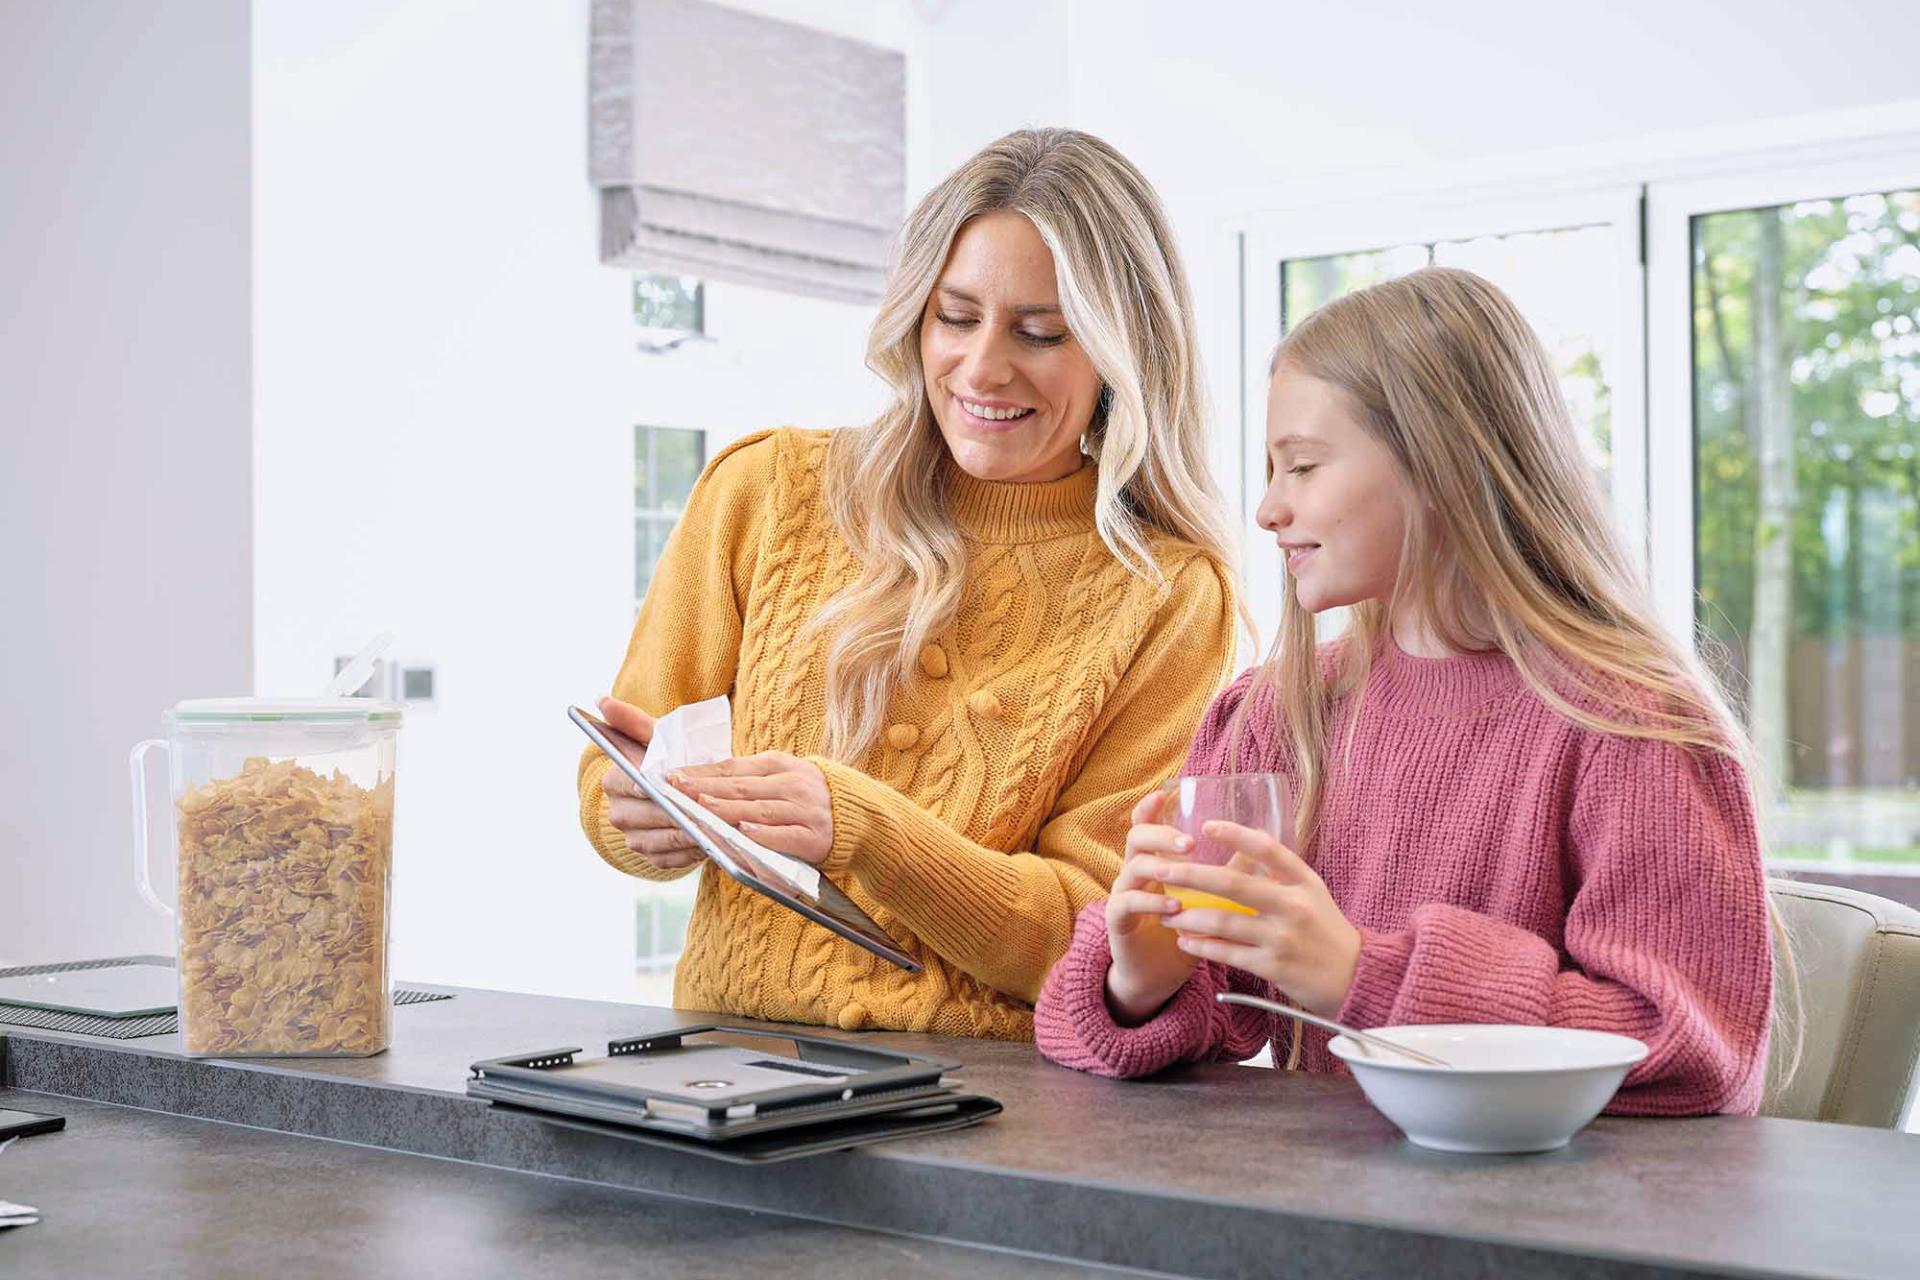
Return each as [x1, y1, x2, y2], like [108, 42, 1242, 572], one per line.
[812, 128, 1243, 761]
[1244, 266, 1798, 1087]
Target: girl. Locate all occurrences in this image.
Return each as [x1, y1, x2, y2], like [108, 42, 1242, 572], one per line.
[1033, 267, 1781, 1114]
[579, 130, 1241, 1040]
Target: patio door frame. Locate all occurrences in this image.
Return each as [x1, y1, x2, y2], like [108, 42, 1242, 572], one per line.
[1236, 185, 1647, 638]
[1643, 140, 1920, 640]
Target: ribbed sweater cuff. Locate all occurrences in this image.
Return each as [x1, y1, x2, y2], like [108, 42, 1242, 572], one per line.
[1339, 908, 1557, 1029]
[813, 757, 899, 884]
[1033, 904, 1216, 1079]
[1336, 925, 1416, 1029]
[810, 756, 1072, 1002]
[813, 755, 1024, 942]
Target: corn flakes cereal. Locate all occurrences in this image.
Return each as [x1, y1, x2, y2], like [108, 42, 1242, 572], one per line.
[175, 756, 393, 1055]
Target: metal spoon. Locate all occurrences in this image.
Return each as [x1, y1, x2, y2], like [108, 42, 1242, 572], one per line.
[1216, 992, 1452, 1067]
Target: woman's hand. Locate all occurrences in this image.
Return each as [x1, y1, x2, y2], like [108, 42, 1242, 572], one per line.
[1138, 821, 1360, 1019]
[596, 696, 707, 870]
[673, 753, 835, 866]
[1102, 790, 1200, 1025]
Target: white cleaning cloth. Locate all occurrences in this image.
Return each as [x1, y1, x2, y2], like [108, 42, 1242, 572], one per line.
[641, 696, 822, 897]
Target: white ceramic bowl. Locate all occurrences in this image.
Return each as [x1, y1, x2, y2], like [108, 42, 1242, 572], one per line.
[1327, 1024, 1649, 1154]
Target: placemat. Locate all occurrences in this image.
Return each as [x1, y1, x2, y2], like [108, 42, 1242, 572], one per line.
[0, 956, 452, 1039]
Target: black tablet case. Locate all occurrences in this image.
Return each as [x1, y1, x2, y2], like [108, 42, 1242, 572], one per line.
[468, 1025, 1001, 1164]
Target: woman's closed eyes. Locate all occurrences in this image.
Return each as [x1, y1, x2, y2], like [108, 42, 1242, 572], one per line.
[933, 312, 1068, 347]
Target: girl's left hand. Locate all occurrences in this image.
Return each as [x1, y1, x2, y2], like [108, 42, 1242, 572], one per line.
[1133, 821, 1361, 1018]
[670, 754, 835, 866]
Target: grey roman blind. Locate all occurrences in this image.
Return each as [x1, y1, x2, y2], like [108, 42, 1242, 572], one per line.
[589, 0, 906, 304]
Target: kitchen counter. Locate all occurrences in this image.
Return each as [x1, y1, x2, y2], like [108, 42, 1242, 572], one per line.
[3, 979, 1916, 1279]
[0, 1090, 1121, 1279]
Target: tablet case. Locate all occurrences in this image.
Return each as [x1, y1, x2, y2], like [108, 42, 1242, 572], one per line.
[468, 1024, 1000, 1163]
[486, 1095, 1003, 1165]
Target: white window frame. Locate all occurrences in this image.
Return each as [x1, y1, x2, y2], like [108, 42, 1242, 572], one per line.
[1644, 141, 1920, 640]
[1237, 185, 1646, 637]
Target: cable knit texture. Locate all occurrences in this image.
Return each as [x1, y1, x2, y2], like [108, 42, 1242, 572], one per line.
[578, 428, 1237, 1040]
[1033, 646, 1775, 1116]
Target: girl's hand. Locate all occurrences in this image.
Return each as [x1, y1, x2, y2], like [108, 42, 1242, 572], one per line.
[1103, 790, 1199, 1024]
[672, 753, 835, 866]
[1136, 821, 1360, 1019]
[597, 697, 707, 870]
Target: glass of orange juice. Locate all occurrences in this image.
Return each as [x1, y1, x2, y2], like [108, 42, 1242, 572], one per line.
[1158, 773, 1292, 917]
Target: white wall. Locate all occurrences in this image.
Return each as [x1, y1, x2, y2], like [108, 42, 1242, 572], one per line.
[252, 0, 888, 1001]
[0, 1, 253, 966]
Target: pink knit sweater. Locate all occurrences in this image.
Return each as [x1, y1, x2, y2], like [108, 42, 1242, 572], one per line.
[1032, 644, 1774, 1116]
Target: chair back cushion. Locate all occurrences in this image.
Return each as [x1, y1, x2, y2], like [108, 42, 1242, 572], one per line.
[1764, 878, 1920, 1128]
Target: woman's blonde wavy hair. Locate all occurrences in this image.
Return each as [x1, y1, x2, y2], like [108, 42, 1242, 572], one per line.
[811, 128, 1244, 761]
[1242, 266, 1799, 1088]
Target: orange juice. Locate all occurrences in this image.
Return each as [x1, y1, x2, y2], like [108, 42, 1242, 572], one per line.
[1166, 886, 1257, 916]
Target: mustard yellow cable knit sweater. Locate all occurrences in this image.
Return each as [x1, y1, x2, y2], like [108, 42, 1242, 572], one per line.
[577, 427, 1237, 1039]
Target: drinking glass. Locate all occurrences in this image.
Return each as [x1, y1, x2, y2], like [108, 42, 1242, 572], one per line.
[1157, 773, 1292, 916]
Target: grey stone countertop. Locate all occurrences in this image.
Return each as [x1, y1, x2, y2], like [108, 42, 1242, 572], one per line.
[3, 982, 1916, 1280]
[0, 1089, 1135, 1279]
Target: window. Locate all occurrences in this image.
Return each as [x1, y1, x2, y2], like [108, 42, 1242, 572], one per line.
[634, 425, 706, 605]
[1239, 189, 1644, 646]
[636, 889, 696, 973]
[634, 272, 704, 334]
[1241, 145, 1920, 874]
[632, 423, 707, 996]
[1687, 188, 1919, 866]
[1279, 225, 1621, 490]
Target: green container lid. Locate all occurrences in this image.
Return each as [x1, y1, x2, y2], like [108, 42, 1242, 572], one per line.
[165, 698, 404, 725]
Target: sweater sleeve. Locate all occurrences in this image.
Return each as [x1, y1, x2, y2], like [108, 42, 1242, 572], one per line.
[576, 430, 778, 882]
[810, 554, 1238, 1005]
[1033, 902, 1279, 1077]
[1334, 734, 1774, 1116]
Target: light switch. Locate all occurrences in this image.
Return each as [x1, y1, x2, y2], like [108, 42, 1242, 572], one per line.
[399, 666, 434, 702]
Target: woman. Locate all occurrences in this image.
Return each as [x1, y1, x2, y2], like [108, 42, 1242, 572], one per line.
[577, 128, 1243, 1039]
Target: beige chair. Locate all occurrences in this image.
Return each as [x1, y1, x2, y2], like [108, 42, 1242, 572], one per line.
[1762, 877, 1920, 1129]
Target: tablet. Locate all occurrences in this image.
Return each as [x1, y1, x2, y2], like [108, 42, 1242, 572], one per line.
[0, 964, 178, 1018]
[570, 705, 921, 972]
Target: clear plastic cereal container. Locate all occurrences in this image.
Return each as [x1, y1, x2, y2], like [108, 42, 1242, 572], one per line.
[130, 699, 402, 1057]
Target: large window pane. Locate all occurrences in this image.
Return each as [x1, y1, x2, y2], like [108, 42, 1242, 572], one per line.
[651, 427, 705, 515]
[630, 422, 710, 1000]
[633, 273, 704, 333]
[1692, 189, 1920, 866]
[1279, 225, 1619, 487]
[634, 425, 706, 606]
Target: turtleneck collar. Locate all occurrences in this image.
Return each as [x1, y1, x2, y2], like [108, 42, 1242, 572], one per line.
[945, 459, 1100, 544]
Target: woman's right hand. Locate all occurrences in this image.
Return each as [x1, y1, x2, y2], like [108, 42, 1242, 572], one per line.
[1103, 789, 1199, 1024]
[597, 696, 706, 871]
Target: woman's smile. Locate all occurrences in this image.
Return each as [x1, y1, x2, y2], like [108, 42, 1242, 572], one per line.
[954, 392, 1039, 429]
